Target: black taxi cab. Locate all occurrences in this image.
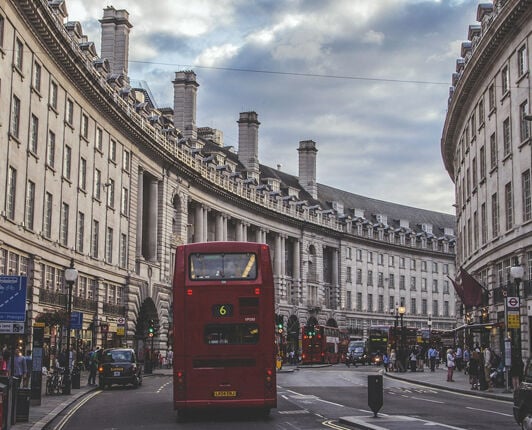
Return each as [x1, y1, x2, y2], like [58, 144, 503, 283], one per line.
[513, 358, 532, 430]
[98, 348, 143, 389]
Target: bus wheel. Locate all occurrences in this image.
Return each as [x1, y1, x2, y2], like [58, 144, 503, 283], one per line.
[176, 409, 188, 423]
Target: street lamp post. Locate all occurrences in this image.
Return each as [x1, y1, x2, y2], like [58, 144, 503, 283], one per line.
[428, 314, 432, 346]
[63, 258, 78, 395]
[509, 263, 524, 363]
[398, 305, 406, 372]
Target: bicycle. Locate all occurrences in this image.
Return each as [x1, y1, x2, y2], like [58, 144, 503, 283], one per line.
[45, 367, 65, 395]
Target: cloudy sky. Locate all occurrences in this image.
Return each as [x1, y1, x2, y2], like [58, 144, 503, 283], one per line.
[65, 0, 480, 214]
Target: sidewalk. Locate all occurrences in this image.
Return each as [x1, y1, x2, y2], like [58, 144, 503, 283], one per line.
[339, 365, 515, 429]
[10, 368, 172, 430]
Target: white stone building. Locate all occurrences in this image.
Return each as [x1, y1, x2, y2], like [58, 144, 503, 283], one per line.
[1, 1, 456, 359]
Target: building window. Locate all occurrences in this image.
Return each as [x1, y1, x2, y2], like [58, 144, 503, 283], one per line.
[491, 192, 499, 238]
[92, 220, 99, 258]
[33, 61, 42, 92]
[443, 280, 450, 294]
[489, 133, 497, 170]
[11, 95, 21, 139]
[399, 275, 405, 290]
[7, 167, 17, 220]
[122, 149, 131, 172]
[77, 211, 85, 253]
[410, 259, 416, 270]
[378, 295, 384, 313]
[43, 192, 53, 238]
[443, 301, 449, 317]
[479, 145, 486, 180]
[367, 294, 373, 312]
[421, 278, 427, 292]
[481, 203, 487, 244]
[93, 169, 102, 200]
[60, 202, 69, 246]
[66, 99, 74, 125]
[63, 145, 72, 180]
[432, 279, 438, 293]
[399, 257, 405, 269]
[15, 38, 23, 70]
[523, 169, 531, 222]
[367, 251, 373, 263]
[421, 298, 427, 315]
[106, 227, 113, 263]
[378, 272, 384, 287]
[50, 81, 58, 110]
[96, 127, 103, 151]
[79, 157, 87, 190]
[505, 181, 513, 230]
[378, 253, 384, 265]
[30, 114, 39, 153]
[518, 44, 528, 76]
[503, 117, 511, 156]
[478, 98, 484, 125]
[367, 270, 373, 286]
[25, 181, 35, 230]
[410, 298, 417, 315]
[410, 276, 416, 291]
[356, 268, 362, 284]
[346, 266, 352, 283]
[356, 292, 362, 311]
[432, 300, 438, 316]
[346, 247, 352, 260]
[488, 83, 495, 111]
[0, 15, 4, 48]
[389, 273, 395, 289]
[520, 100, 530, 142]
[109, 139, 117, 162]
[356, 249, 362, 261]
[47, 131, 56, 168]
[501, 65, 509, 94]
[81, 114, 89, 139]
[107, 179, 115, 208]
[389, 255, 395, 267]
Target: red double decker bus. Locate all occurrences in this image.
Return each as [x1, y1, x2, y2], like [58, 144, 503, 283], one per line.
[172, 242, 277, 421]
[301, 325, 343, 364]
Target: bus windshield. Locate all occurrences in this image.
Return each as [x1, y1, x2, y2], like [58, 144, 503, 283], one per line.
[189, 252, 257, 280]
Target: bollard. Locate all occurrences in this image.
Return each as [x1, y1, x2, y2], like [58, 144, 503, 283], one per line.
[367, 375, 383, 417]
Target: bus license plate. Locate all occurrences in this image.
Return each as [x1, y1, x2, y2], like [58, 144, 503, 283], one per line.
[113, 371, 121, 376]
[213, 390, 237, 398]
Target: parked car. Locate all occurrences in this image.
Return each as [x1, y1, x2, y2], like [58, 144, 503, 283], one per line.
[513, 358, 532, 430]
[98, 348, 142, 389]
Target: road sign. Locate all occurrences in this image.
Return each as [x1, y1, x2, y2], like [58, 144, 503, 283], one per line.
[0, 322, 25, 334]
[507, 297, 519, 309]
[70, 311, 83, 329]
[117, 317, 125, 325]
[0, 276, 28, 322]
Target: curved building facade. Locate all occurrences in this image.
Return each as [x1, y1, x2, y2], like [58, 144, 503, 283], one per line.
[441, 0, 531, 360]
[2, 1, 456, 361]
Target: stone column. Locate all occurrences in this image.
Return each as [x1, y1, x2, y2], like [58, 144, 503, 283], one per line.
[203, 207, 209, 242]
[147, 178, 158, 261]
[136, 169, 144, 257]
[236, 220, 243, 242]
[194, 204, 203, 243]
[216, 213, 224, 241]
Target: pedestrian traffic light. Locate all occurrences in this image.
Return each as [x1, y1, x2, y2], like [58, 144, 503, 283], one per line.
[148, 319, 155, 337]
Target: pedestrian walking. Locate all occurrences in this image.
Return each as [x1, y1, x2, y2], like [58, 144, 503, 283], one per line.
[9, 348, 27, 387]
[428, 345, 438, 372]
[468, 348, 480, 389]
[510, 352, 524, 391]
[455, 346, 463, 371]
[482, 345, 493, 392]
[409, 348, 417, 372]
[383, 352, 389, 372]
[88, 346, 99, 385]
[446, 348, 455, 382]
[463, 347, 470, 374]
[390, 349, 397, 372]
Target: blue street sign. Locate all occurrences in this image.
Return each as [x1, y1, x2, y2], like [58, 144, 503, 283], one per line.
[0, 276, 28, 322]
[70, 311, 83, 329]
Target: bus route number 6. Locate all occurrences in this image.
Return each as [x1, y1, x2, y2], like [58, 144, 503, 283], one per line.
[213, 304, 233, 317]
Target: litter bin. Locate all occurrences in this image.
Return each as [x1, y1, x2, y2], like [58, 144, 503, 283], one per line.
[16, 388, 30, 422]
[71, 369, 81, 389]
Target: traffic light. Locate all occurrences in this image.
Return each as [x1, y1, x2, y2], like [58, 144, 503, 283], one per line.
[465, 312, 473, 325]
[305, 324, 315, 338]
[148, 319, 155, 337]
[276, 315, 284, 334]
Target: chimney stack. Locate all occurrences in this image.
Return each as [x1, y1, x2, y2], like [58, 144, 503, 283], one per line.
[99, 6, 132, 79]
[173, 71, 199, 140]
[298, 140, 318, 199]
[237, 112, 260, 182]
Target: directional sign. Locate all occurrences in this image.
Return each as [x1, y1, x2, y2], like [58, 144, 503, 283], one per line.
[0, 276, 28, 322]
[70, 311, 83, 329]
[0, 322, 25, 334]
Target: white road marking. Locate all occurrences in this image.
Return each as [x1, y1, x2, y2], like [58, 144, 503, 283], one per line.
[466, 406, 513, 417]
[409, 395, 444, 404]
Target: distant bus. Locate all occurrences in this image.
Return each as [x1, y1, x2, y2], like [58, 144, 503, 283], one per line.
[172, 242, 277, 421]
[367, 325, 418, 356]
[301, 325, 343, 364]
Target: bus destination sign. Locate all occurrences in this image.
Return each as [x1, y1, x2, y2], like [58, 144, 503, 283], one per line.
[212, 304, 233, 317]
